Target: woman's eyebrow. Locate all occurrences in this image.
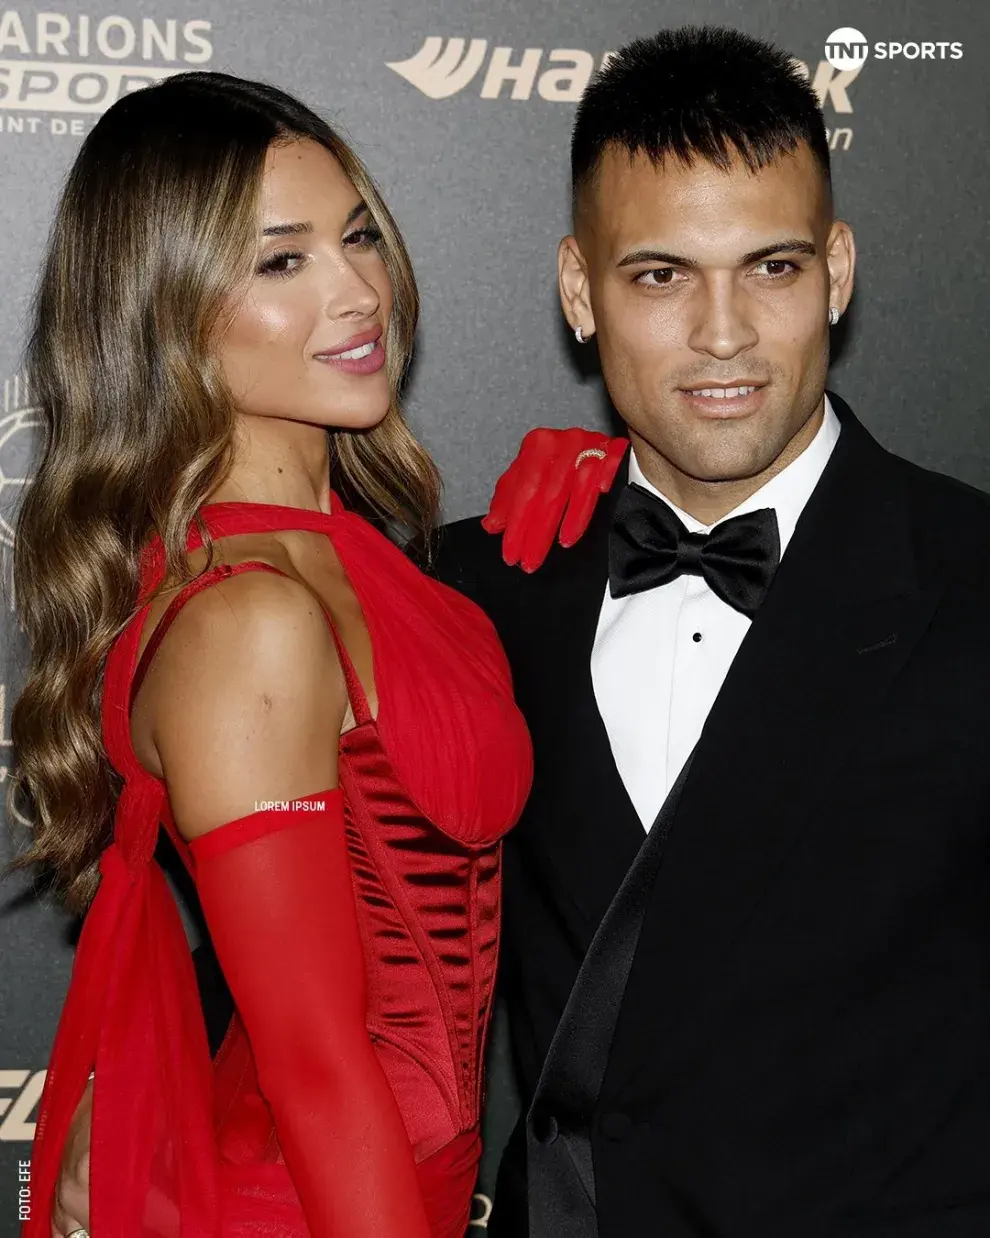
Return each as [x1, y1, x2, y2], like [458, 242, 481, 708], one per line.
[262, 220, 313, 237]
[261, 203, 368, 239]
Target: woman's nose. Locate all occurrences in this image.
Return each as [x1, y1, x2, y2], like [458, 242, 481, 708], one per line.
[325, 259, 380, 320]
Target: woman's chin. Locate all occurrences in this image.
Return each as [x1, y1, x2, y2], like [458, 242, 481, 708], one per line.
[272, 393, 391, 433]
[319, 403, 392, 434]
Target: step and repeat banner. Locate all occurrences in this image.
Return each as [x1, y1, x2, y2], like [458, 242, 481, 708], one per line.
[0, 0, 986, 1232]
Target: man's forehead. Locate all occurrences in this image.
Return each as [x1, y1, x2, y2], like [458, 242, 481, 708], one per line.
[587, 144, 822, 245]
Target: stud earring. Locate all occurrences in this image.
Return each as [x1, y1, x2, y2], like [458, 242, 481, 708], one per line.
[828, 306, 840, 326]
[575, 325, 587, 344]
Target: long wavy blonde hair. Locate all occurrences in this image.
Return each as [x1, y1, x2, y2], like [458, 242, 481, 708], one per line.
[6, 71, 440, 913]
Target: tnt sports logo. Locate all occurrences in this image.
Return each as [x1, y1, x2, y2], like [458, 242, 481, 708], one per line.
[0, 9, 213, 126]
[825, 26, 963, 68]
[825, 27, 870, 70]
[0, 1069, 45, 1141]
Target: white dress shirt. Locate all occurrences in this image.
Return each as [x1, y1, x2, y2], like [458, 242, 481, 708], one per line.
[590, 396, 842, 830]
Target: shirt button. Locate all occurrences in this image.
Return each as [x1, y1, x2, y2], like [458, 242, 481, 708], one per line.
[692, 631, 703, 643]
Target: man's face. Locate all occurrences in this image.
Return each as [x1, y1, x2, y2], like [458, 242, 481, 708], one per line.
[561, 143, 854, 492]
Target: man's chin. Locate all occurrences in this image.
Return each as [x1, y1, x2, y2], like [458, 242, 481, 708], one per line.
[681, 465, 777, 487]
[630, 415, 793, 488]
[666, 443, 785, 488]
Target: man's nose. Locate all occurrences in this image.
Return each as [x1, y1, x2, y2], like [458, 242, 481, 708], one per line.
[687, 278, 758, 359]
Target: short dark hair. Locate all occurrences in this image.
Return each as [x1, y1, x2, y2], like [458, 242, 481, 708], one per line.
[572, 25, 831, 215]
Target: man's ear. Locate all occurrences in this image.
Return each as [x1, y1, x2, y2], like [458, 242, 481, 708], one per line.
[558, 235, 596, 341]
[826, 219, 855, 316]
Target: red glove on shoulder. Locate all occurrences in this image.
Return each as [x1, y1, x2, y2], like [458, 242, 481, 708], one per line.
[482, 427, 628, 572]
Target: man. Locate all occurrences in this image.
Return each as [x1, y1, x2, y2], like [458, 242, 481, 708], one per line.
[54, 24, 990, 1238]
[437, 25, 990, 1238]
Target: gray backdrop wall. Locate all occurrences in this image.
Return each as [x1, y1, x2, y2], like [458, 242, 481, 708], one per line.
[1, 1, 987, 1233]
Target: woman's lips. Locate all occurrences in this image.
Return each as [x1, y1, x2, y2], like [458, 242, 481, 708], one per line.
[314, 325, 386, 376]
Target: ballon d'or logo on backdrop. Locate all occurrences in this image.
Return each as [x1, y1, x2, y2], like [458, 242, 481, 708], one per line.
[0, 374, 42, 551]
[825, 28, 869, 71]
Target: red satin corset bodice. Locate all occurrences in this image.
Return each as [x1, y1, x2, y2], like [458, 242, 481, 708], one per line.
[141, 498, 533, 1175]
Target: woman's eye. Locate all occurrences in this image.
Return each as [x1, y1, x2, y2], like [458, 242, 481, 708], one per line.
[344, 226, 383, 249]
[258, 250, 304, 279]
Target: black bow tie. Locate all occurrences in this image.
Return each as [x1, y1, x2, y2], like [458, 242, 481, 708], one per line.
[609, 483, 781, 618]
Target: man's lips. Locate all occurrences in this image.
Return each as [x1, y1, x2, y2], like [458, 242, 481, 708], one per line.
[679, 380, 767, 394]
[678, 381, 769, 417]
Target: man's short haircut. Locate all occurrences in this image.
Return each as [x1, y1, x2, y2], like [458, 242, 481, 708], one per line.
[572, 25, 832, 217]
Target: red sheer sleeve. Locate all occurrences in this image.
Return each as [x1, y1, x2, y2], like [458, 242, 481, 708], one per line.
[188, 788, 432, 1238]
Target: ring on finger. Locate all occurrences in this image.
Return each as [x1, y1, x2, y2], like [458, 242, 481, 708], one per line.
[574, 448, 608, 468]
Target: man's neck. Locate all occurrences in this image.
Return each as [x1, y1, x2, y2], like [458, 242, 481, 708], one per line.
[630, 401, 826, 525]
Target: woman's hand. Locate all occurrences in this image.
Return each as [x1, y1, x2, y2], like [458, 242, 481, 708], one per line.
[51, 1079, 92, 1237]
[482, 427, 628, 571]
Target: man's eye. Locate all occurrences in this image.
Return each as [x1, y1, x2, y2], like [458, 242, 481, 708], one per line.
[636, 268, 678, 287]
[756, 260, 797, 277]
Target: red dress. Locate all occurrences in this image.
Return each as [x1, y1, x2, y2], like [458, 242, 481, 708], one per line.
[23, 492, 533, 1238]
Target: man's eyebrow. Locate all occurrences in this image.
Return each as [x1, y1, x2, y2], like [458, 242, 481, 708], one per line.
[261, 202, 369, 238]
[741, 239, 817, 264]
[617, 239, 818, 268]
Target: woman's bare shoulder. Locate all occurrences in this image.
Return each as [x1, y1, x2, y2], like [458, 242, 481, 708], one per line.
[134, 566, 347, 828]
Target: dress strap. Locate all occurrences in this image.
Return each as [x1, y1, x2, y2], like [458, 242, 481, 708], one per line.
[130, 559, 373, 727]
[130, 561, 282, 709]
[332, 629, 374, 727]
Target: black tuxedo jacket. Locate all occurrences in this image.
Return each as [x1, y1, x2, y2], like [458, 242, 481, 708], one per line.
[433, 393, 990, 1238]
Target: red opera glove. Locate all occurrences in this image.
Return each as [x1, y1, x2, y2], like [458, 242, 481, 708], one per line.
[191, 790, 432, 1238]
[482, 427, 628, 571]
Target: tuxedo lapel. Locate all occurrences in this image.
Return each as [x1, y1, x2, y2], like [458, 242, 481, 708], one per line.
[526, 753, 697, 1238]
[601, 396, 946, 1101]
[514, 477, 645, 938]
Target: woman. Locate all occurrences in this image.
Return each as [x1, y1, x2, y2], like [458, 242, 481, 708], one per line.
[4, 69, 586, 1238]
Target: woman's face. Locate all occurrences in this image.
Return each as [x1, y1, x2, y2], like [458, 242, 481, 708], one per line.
[218, 137, 394, 430]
